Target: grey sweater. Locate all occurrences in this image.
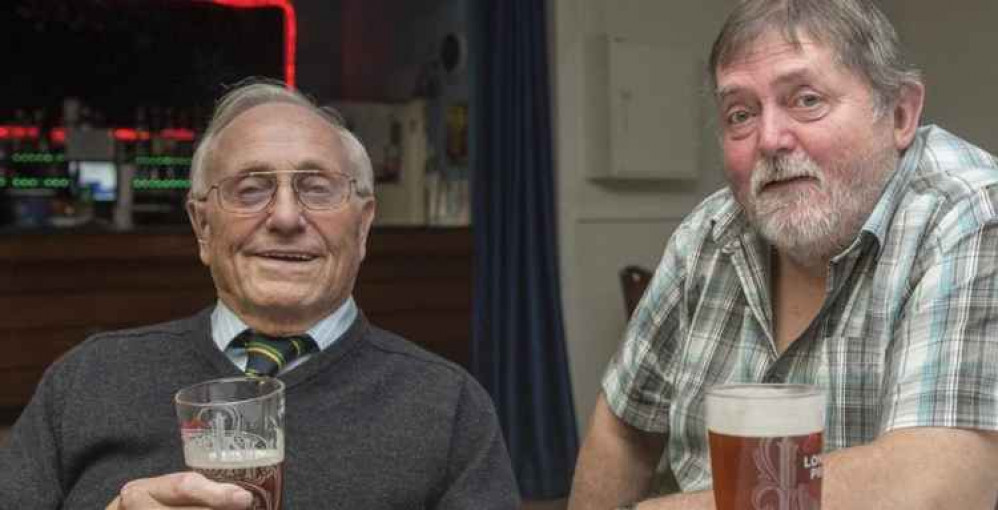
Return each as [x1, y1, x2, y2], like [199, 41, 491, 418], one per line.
[0, 309, 519, 509]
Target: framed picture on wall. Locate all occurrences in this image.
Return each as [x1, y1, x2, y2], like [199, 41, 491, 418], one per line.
[445, 103, 468, 168]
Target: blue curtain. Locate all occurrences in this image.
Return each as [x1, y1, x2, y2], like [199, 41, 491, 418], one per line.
[469, 0, 579, 500]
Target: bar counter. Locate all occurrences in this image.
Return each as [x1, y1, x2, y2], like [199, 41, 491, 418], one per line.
[0, 226, 472, 412]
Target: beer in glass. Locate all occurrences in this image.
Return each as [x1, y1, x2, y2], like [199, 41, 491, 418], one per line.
[706, 383, 825, 510]
[175, 377, 285, 510]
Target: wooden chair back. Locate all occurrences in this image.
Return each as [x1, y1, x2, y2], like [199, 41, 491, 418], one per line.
[619, 265, 653, 316]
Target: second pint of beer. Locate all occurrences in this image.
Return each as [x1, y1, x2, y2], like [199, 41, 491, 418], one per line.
[706, 384, 825, 510]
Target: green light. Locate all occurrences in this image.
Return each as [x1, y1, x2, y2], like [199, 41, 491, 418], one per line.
[4, 176, 71, 189]
[135, 156, 192, 167]
[11, 152, 66, 164]
[133, 178, 191, 190]
[42, 178, 71, 189]
[13, 177, 41, 188]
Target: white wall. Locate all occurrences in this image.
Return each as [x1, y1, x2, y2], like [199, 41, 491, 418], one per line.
[882, 0, 998, 154]
[552, 0, 998, 435]
[551, 0, 731, 434]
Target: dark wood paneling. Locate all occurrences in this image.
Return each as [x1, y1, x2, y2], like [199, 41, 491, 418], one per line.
[0, 325, 96, 369]
[0, 227, 472, 412]
[0, 368, 49, 408]
[1, 260, 214, 294]
[0, 291, 216, 330]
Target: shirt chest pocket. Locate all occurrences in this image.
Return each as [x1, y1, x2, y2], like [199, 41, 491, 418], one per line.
[814, 337, 886, 451]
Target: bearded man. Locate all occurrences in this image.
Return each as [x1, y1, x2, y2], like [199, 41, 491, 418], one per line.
[569, 0, 998, 509]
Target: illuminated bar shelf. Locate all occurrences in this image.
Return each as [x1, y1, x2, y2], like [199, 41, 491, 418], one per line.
[132, 178, 191, 190]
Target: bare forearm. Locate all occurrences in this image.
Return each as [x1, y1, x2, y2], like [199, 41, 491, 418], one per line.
[822, 428, 998, 510]
[568, 441, 656, 510]
[568, 394, 664, 510]
[633, 490, 714, 510]
[634, 430, 998, 510]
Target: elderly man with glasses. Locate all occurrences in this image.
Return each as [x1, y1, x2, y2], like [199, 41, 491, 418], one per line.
[0, 80, 519, 510]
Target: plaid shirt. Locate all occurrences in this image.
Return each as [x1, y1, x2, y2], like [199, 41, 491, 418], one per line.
[603, 125, 998, 492]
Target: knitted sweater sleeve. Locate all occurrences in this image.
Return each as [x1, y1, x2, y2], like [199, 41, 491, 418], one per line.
[0, 358, 70, 509]
[431, 376, 520, 509]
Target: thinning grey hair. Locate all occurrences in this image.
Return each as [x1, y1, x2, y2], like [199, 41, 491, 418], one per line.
[188, 78, 374, 198]
[709, 0, 922, 115]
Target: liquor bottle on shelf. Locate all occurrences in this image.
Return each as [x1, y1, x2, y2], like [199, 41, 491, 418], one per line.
[0, 137, 10, 227]
[11, 109, 29, 154]
[78, 105, 93, 131]
[34, 111, 57, 187]
[148, 106, 164, 181]
[0, 133, 9, 185]
[159, 107, 175, 180]
[114, 147, 135, 231]
[0, 137, 9, 183]
[134, 107, 151, 160]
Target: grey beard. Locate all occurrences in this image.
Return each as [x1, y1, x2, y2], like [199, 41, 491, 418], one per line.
[742, 149, 895, 268]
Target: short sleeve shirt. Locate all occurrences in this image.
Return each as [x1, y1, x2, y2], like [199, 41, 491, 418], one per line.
[602, 125, 998, 492]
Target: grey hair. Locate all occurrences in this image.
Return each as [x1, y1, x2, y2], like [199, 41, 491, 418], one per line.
[709, 0, 922, 115]
[189, 78, 374, 198]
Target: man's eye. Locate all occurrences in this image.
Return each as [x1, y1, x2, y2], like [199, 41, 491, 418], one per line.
[297, 176, 335, 194]
[235, 177, 272, 194]
[726, 109, 752, 126]
[795, 93, 822, 108]
[227, 177, 275, 203]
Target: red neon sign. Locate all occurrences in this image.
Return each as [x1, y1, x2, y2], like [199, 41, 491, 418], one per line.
[0, 126, 40, 140]
[113, 128, 148, 142]
[201, 0, 297, 88]
[4, 126, 192, 143]
[159, 128, 196, 141]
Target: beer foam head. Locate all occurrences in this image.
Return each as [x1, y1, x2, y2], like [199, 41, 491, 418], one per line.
[706, 384, 825, 437]
[184, 446, 284, 469]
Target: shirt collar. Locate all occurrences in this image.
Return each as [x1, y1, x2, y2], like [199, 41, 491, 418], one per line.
[709, 189, 753, 252]
[211, 297, 358, 353]
[855, 125, 930, 253]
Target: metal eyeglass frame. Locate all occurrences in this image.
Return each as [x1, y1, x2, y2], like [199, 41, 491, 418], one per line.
[193, 170, 360, 214]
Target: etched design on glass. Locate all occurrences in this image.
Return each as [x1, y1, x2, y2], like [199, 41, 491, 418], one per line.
[195, 463, 281, 510]
[183, 406, 274, 453]
[182, 406, 282, 510]
[750, 437, 819, 510]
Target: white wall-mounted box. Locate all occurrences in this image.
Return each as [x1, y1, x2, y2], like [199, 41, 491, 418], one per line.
[584, 35, 700, 181]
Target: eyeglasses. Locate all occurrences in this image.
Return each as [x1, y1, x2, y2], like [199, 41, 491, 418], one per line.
[196, 170, 360, 214]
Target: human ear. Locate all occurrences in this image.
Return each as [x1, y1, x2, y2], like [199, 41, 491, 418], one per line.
[356, 198, 377, 262]
[892, 81, 925, 151]
[186, 198, 212, 266]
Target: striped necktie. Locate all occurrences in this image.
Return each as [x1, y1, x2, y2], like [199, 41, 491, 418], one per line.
[236, 330, 318, 377]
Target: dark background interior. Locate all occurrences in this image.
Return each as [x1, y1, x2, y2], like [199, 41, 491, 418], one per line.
[1, 0, 284, 125]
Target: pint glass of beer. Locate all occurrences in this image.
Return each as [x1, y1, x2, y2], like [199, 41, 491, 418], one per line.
[706, 384, 825, 510]
[175, 377, 285, 510]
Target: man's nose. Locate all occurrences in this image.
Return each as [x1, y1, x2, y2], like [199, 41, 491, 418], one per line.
[757, 108, 797, 157]
[266, 182, 305, 230]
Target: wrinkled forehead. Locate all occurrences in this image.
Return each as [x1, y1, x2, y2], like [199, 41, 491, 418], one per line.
[209, 103, 346, 173]
[218, 102, 340, 143]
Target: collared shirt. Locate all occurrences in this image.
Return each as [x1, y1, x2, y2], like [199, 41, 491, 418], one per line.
[211, 297, 358, 374]
[603, 125, 998, 492]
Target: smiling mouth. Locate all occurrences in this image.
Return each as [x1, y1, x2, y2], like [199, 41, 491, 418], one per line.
[257, 251, 319, 263]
